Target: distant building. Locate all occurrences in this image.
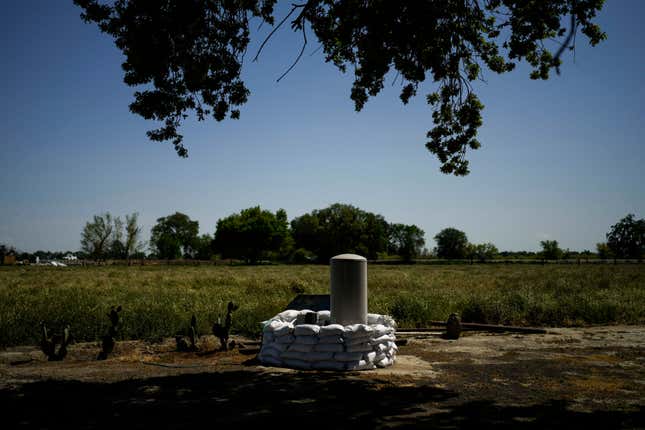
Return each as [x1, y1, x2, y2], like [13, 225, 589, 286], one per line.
[63, 254, 78, 261]
[3, 255, 16, 265]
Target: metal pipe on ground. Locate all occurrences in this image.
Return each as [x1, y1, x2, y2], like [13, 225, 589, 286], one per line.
[398, 323, 549, 334]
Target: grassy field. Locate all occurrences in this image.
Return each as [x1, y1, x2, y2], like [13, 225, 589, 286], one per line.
[1, 264, 644, 347]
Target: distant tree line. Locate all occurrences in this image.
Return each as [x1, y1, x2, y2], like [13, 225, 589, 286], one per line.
[431, 214, 643, 262]
[149, 203, 426, 264]
[1, 211, 642, 265]
[0, 245, 81, 263]
[74, 203, 424, 264]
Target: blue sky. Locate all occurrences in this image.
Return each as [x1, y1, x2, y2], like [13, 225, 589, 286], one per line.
[0, 1, 643, 253]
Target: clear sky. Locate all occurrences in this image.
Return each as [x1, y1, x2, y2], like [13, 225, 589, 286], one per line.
[1, 1, 643, 253]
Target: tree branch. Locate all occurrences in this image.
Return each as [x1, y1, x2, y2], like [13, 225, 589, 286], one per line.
[277, 24, 307, 82]
[253, 3, 304, 62]
[554, 0, 577, 75]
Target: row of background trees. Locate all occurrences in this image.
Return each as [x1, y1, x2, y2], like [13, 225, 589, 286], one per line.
[1, 208, 642, 264]
[73, 204, 426, 264]
[431, 214, 644, 262]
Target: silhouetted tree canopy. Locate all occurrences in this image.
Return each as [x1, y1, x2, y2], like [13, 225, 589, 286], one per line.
[194, 234, 216, 260]
[124, 212, 145, 262]
[80, 212, 117, 260]
[468, 242, 498, 262]
[595, 242, 612, 260]
[150, 212, 200, 259]
[540, 239, 563, 260]
[291, 203, 388, 261]
[606, 214, 645, 259]
[214, 206, 290, 263]
[434, 227, 469, 259]
[388, 223, 426, 262]
[74, 0, 606, 175]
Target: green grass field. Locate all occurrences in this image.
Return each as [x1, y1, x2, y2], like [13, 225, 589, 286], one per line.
[1, 264, 643, 347]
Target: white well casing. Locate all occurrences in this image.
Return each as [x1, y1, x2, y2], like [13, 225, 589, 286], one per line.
[330, 253, 367, 325]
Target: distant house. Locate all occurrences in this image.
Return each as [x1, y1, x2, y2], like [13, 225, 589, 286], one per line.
[3, 255, 16, 265]
[63, 254, 78, 261]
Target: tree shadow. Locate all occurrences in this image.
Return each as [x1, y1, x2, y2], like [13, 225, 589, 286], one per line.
[1, 370, 642, 429]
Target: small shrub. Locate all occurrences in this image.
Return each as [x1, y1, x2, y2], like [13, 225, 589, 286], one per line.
[460, 299, 487, 323]
[292, 248, 315, 264]
[389, 295, 430, 327]
[289, 279, 309, 295]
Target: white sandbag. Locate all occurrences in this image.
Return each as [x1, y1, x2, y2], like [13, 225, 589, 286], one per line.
[262, 342, 288, 354]
[281, 350, 308, 361]
[334, 352, 364, 362]
[376, 356, 393, 368]
[262, 332, 275, 344]
[314, 343, 344, 353]
[367, 313, 384, 325]
[259, 311, 397, 370]
[283, 358, 311, 370]
[376, 343, 388, 353]
[275, 334, 295, 344]
[274, 324, 294, 337]
[385, 316, 397, 328]
[317, 310, 331, 325]
[312, 361, 346, 371]
[259, 346, 281, 356]
[294, 324, 320, 336]
[367, 313, 396, 328]
[288, 343, 314, 353]
[294, 335, 319, 345]
[372, 324, 395, 337]
[318, 335, 343, 344]
[262, 320, 283, 333]
[319, 324, 344, 336]
[345, 343, 374, 353]
[258, 349, 280, 360]
[295, 309, 316, 324]
[302, 351, 334, 362]
[344, 335, 372, 346]
[363, 351, 377, 363]
[277, 310, 299, 322]
[346, 360, 376, 371]
[259, 355, 282, 366]
[317, 310, 331, 319]
[370, 334, 396, 345]
[344, 324, 373, 337]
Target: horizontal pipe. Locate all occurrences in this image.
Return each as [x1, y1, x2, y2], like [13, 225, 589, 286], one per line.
[399, 323, 548, 334]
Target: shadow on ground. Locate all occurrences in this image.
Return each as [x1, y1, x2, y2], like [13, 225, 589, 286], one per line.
[2, 370, 643, 429]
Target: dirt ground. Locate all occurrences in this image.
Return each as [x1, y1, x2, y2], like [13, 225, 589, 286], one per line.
[1, 326, 643, 429]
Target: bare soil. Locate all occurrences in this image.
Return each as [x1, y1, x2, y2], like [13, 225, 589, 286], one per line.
[1, 326, 643, 429]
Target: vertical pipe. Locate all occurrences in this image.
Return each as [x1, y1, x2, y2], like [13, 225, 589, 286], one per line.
[330, 254, 367, 325]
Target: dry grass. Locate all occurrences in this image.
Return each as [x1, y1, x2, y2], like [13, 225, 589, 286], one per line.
[0, 264, 643, 346]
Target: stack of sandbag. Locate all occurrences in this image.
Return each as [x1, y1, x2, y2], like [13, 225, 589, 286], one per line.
[258, 310, 397, 371]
